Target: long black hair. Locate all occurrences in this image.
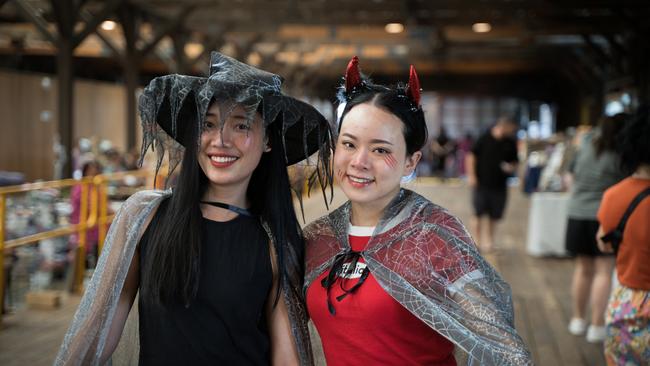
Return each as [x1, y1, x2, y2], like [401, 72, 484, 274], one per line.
[140, 104, 303, 307]
[618, 105, 650, 174]
[338, 81, 428, 156]
[593, 113, 627, 157]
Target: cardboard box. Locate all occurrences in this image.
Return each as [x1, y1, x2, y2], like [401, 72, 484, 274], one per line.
[25, 290, 62, 310]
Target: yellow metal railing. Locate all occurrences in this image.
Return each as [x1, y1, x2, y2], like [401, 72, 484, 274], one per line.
[0, 169, 158, 325]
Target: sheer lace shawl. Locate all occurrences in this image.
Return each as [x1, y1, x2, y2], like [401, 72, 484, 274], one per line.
[55, 190, 313, 366]
[304, 189, 532, 365]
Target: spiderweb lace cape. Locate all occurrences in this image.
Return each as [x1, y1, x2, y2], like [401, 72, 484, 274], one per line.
[304, 189, 532, 365]
[55, 190, 313, 365]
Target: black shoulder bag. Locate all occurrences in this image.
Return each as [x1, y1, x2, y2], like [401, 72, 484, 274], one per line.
[600, 187, 650, 255]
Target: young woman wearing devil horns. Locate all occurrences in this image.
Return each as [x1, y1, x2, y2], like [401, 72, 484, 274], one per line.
[303, 57, 532, 365]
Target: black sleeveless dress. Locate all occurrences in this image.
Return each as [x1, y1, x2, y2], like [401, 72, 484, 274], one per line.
[138, 210, 272, 365]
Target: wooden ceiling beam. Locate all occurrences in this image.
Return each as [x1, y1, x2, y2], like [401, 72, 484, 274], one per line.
[79, 9, 123, 58]
[12, 0, 57, 44]
[72, 0, 123, 48]
[581, 35, 613, 64]
[50, 0, 76, 37]
[570, 48, 605, 86]
[138, 4, 195, 59]
[582, 34, 622, 75]
[187, 28, 228, 74]
[602, 33, 627, 59]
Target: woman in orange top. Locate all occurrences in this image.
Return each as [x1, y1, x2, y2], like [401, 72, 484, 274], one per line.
[596, 106, 650, 365]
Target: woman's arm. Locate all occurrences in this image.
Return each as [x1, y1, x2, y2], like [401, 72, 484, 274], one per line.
[99, 249, 139, 364]
[466, 152, 477, 187]
[266, 244, 300, 366]
[596, 225, 613, 253]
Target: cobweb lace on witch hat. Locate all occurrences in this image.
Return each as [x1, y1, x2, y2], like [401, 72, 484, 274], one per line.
[138, 51, 333, 200]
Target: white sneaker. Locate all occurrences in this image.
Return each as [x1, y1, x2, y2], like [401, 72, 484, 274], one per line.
[568, 318, 587, 335]
[586, 325, 607, 343]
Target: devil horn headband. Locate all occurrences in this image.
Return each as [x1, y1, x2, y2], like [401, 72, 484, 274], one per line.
[345, 56, 362, 92]
[344, 56, 421, 108]
[406, 65, 421, 106]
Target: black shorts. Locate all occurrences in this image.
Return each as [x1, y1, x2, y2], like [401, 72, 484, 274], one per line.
[472, 187, 507, 219]
[565, 218, 611, 257]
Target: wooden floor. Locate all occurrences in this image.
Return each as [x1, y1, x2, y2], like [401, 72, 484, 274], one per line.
[0, 180, 606, 365]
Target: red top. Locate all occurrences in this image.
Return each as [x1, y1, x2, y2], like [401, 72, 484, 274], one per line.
[598, 177, 650, 290]
[306, 226, 456, 366]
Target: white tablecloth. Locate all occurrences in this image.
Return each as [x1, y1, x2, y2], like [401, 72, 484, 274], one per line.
[526, 192, 570, 257]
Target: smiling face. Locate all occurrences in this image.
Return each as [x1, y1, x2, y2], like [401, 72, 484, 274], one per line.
[197, 103, 269, 192]
[334, 102, 421, 213]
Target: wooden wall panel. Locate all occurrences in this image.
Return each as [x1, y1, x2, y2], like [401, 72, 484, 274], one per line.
[0, 71, 56, 182]
[75, 80, 127, 153]
[0, 70, 140, 182]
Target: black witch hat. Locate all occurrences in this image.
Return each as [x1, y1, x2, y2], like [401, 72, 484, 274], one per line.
[138, 51, 333, 196]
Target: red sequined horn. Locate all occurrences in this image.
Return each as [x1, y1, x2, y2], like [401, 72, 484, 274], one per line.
[345, 56, 362, 92]
[406, 65, 421, 106]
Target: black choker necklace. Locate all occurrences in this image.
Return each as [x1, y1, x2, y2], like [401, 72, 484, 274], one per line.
[200, 201, 254, 217]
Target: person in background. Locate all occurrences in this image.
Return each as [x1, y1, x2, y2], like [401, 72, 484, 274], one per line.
[430, 126, 455, 178]
[465, 117, 519, 252]
[123, 147, 142, 171]
[2, 248, 18, 314]
[304, 56, 531, 365]
[102, 148, 127, 174]
[565, 114, 627, 343]
[69, 159, 102, 271]
[455, 132, 474, 178]
[596, 107, 650, 364]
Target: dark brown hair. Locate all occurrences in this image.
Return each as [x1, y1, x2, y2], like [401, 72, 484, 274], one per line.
[593, 113, 628, 156]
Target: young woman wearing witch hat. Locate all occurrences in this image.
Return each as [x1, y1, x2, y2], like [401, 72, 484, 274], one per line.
[56, 52, 332, 366]
[303, 57, 531, 365]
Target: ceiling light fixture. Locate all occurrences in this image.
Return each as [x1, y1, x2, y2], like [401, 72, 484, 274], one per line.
[184, 42, 204, 59]
[101, 20, 117, 31]
[247, 52, 262, 66]
[385, 23, 404, 34]
[472, 22, 491, 33]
